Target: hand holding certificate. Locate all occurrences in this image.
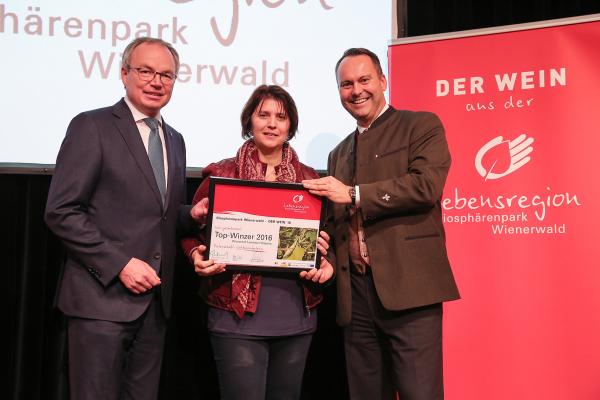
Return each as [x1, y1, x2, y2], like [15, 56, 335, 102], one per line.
[205, 177, 326, 273]
[190, 244, 226, 277]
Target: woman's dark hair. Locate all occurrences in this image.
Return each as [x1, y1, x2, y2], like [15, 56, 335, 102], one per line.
[240, 85, 299, 140]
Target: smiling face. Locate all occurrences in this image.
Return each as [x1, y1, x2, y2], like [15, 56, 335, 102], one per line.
[251, 97, 290, 155]
[121, 42, 177, 117]
[336, 54, 387, 127]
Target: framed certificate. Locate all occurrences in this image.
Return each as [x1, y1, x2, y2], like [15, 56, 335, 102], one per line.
[205, 177, 326, 273]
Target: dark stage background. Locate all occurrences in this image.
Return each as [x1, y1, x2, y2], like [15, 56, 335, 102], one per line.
[4, 1, 600, 399]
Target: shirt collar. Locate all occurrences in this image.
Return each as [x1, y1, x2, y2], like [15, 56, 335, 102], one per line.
[124, 96, 162, 126]
[357, 103, 389, 134]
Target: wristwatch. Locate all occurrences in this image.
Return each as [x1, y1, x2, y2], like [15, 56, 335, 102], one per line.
[348, 186, 356, 206]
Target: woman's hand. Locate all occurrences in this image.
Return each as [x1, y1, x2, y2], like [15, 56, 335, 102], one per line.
[316, 230, 330, 255]
[300, 230, 334, 283]
[190, 197, 210, 223]
[191, 245, 226, 276]
[300, 258, 334, 284]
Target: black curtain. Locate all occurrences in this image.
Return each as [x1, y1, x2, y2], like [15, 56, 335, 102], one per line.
[3, 173, 346, 400]
[3, 173, 66, 400]
[405, 0, 600, 37]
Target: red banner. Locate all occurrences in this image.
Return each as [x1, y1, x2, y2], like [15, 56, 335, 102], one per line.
[389, 18, 600, 400]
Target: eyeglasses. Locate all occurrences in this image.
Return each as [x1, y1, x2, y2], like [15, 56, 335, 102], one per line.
[128, 66, 177, 85]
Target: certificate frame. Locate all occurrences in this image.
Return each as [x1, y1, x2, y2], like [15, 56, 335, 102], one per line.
[205, 177, 326, 273]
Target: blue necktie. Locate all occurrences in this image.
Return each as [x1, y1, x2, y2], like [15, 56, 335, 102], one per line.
[143, 118, 166, 205]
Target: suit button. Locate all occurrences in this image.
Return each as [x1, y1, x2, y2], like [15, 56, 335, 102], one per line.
[153, 253, 161, 259]
[341, 265, 348, 271]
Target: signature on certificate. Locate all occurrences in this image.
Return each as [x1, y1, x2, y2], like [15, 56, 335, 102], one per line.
[214, 243, 234, 249]
[250, 253, 265, 263]
[211, 250, 229, 259]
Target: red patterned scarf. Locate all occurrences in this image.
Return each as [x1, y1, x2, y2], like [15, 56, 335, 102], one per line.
[235, 138, 298, 183]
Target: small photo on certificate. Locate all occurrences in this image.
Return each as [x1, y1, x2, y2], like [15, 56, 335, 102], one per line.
[277, 227, 318, 261]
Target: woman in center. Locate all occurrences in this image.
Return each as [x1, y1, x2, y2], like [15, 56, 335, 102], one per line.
[181, 84, 333, 400]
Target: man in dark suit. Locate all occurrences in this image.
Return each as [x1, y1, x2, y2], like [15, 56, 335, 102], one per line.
[303, 48, 460, 399]
[45, 37, 201, 400]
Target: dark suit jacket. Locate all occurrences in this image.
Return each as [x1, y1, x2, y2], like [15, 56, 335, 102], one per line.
[45, 98, 189, 322]
[326, 107, 460, 326]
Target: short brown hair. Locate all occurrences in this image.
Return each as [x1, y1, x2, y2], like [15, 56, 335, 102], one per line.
[335, 47, 383, 78]
[121, 37, 180, 74]
[240, 85, 299, 140]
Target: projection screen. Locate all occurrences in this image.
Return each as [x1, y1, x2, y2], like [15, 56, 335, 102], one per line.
[0, 0, 391, 170]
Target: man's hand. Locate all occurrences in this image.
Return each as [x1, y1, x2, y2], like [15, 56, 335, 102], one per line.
[119, 257, 161, 294]
[302, 176, 352, 204]
[191, 245, 226, 277]
[190, 197, 209, 223]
